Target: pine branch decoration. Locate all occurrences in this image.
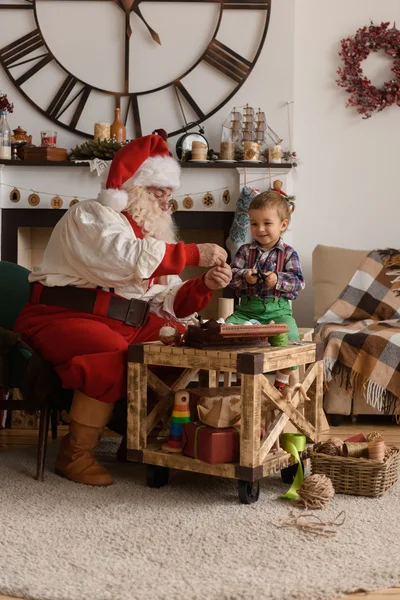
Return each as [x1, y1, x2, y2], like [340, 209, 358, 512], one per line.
[68, 139, 128, 161]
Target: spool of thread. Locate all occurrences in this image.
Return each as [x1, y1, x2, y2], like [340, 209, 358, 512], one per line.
[217, 298, 234, 321]
[220, 141, 235, 160]
[269, 333, 289, 347]
[342, 442, 369, 458]
[243, 141, 260, 161]
[191, 141, 207, 160]
[368, 439, 385, 461]
[366, 431, 383, 443]
[94, 122, 110, 142]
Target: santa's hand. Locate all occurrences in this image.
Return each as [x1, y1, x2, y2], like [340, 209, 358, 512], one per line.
[245, 269, 258, 285]
[204, 263, 232, 290]
[263, 271, 278, 288]
[197, 243, 227, 267]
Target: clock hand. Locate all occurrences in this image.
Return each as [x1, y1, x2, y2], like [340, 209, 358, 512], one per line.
[131, 3, 161, 45]
[113, 0, 161, 45]
[111, 0, 133, 92]
[124, 10, 131, 93]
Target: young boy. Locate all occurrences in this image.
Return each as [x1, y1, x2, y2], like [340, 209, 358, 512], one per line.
[226, 190, 305, 392]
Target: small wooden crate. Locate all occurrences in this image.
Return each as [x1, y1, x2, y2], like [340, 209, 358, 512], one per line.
[23, 147, 68, 161]
[310, 447, 400, 497]
[127, 341, 324, 504]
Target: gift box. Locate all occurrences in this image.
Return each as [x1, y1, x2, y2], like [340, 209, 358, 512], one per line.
[182, 422, 240, 464]
[182, 422, 264, 464]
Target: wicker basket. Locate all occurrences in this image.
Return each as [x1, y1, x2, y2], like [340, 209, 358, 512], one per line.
[310, 446, 400, 497]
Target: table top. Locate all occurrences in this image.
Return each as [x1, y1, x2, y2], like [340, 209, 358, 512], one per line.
[128, 340, 320, 372]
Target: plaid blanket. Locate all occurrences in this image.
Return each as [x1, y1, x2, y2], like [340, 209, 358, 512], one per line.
[314, 249, 400, 414]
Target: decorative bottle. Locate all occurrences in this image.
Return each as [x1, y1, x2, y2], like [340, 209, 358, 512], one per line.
[0, 111, 12, 160]
[110, 108, 126, 143]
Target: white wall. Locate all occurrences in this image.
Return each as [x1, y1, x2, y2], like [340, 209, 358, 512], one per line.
[293, 0, 400, 326]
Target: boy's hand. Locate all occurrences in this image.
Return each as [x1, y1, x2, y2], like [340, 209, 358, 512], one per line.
[245, 269, 258, 285]
[263, 271, 278, 289]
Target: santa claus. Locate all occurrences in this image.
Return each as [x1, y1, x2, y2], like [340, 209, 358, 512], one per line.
[14, 133, 231, 487]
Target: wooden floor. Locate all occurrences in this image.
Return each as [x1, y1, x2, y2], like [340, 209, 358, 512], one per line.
[0, 415, 399, 600]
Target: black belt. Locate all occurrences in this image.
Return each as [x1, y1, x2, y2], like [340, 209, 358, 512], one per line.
[33, 284, 150, 327]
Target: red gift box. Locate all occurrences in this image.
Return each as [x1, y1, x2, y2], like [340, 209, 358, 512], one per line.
[182, 422, 240, 464]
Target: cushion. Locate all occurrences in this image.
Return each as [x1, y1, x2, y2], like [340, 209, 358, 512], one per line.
[0, 261, 31, 330]
[312, 245, 368, 324]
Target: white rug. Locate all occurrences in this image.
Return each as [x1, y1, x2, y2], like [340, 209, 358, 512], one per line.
[0, 439, 400, 600]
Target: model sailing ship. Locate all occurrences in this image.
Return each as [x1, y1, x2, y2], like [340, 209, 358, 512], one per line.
[220, 105, 283, 161]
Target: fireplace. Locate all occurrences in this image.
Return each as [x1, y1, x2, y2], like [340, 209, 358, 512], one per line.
[1, 208, 234, 318]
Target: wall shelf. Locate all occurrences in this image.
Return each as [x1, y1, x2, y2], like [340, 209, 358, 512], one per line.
[0, 159, 293, 169]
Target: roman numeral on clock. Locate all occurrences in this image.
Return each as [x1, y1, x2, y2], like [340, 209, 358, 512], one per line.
[174, 81, 205, 120]
[223, 0, 269, 8]
[47, 75, 92, 129]
[0, 29, 52, 86]
[0, 0, 33, 8]
[123, 94, 143, 138]
[203, 40, 251, 84]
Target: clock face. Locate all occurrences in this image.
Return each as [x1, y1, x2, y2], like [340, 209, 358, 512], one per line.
[0, 0, 271, 139]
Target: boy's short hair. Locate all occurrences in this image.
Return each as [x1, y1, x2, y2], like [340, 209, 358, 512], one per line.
[249, 190, 294, 222]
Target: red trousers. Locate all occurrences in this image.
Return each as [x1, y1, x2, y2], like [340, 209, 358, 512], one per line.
[14, 302, 186, 404]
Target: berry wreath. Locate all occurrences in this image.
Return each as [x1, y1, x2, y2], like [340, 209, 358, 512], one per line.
[336, 21, 400, 118]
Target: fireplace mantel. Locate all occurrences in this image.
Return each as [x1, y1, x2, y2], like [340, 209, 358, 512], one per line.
[0, 161, 295, 266]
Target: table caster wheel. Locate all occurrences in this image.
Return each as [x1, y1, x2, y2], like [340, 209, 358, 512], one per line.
[147, 465, 169, 488]
[280, 461, 304, 484]
[238, 480, 260, 504]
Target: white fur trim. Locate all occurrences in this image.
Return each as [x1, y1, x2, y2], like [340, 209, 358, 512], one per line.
[123, 155, 180, 191]
[97, 188, 129, 212]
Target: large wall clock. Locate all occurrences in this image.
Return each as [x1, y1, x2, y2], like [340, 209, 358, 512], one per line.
[0, 0, 271, 139]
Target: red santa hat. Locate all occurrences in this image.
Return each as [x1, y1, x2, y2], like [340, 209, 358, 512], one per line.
[97, 134, 180, 213]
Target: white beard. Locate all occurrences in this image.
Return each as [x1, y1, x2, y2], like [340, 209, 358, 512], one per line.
[125, 187, 178, 243]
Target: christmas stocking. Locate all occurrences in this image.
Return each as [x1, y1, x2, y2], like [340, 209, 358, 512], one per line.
[226, 185, 259, 258]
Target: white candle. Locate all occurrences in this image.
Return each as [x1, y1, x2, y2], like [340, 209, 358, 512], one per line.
[0, 147, 11, 159]
[218, 298, 234, 321]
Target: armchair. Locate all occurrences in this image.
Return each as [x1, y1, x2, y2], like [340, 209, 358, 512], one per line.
[0, 261, 71, 480]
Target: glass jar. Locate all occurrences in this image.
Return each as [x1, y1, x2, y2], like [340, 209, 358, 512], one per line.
[0, 110, 11, 160]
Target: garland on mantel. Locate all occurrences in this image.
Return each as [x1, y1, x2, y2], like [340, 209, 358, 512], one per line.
[336, 21, 400, 118]
[1, 172, 278, 207]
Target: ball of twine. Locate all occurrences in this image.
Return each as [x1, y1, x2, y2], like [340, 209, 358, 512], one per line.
[298, 474, 335, 509]
[366, 431, 384, 443]
[159, 325, 182, 346]
[315, 441, 340, 456]
[327, 436, 344, 451]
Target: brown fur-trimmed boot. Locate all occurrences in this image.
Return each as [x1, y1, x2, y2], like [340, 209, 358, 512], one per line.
[55, 391, 115, 486]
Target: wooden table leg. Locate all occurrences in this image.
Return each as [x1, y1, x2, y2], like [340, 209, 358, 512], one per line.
[240, 373, 262, 469]
[127, 362, 148, 451]
[315, 360, 324, 442]
[304, 360, 325, 442]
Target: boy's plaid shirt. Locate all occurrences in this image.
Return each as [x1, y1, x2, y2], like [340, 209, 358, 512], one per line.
[230, 238, 305, 300]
